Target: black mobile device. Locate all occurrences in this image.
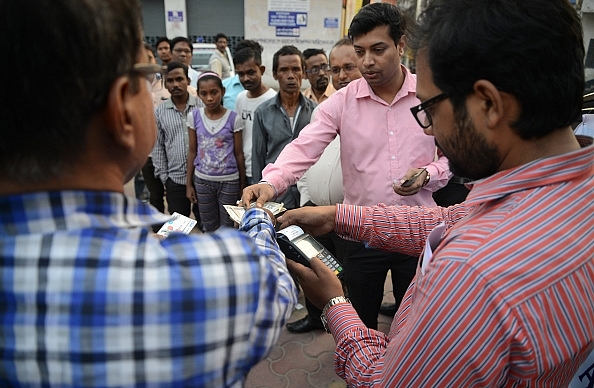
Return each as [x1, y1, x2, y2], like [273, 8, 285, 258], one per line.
[277, 225, 344, 278]
[401, 169, 426, 187]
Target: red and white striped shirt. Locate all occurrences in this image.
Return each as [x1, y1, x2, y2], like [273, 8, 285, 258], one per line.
[329, 145, 594, 387]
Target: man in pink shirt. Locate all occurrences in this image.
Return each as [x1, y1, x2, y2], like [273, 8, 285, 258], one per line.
[241, 3, 450, 329]
[275, 0, 594, 386]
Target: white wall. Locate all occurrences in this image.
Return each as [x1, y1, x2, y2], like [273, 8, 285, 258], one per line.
[244, 0, 343, 89]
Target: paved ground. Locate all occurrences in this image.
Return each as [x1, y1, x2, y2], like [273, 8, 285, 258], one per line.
[245, 275, 395, 388]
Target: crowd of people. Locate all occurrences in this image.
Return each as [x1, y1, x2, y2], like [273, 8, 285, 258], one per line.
[0, 0, 592, 387]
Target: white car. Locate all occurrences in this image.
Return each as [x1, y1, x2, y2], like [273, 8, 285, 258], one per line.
[191, 43, 235, 76]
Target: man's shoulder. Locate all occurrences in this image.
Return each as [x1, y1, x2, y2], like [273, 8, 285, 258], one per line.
[235, 90, 249, 105]
[254, 95, 278, 111]
[154, 99, 173, 115]
[209, 51, 222, 62]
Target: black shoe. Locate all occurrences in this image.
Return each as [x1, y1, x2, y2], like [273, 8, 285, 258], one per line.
[286, 315, 324, 333]
[379, 303, 398, 317]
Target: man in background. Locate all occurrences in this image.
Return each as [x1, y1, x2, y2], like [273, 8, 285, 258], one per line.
[210, 32, 232, 79]
[152, 62, 202, 224]
[0, 0, 298, 386]
[303, 48, 336, 104]
[155, 36, 172, 66]
[234, 40, 277, 186]
[251, 45, 317, 209]
[170, 36, 201, 88]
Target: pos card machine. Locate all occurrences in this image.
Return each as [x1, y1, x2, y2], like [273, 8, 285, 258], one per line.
[277, 225, 343, 278]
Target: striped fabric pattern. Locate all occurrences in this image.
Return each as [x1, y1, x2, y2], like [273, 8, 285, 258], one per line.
[329, 145, 594, 387]
[152, 96, 200, 186]
[0, 191, 298, 387]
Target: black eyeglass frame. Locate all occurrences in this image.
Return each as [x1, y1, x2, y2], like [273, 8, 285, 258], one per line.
[410, 92, 448, 129]
[305, 64, 330, 75]
[130, 63, 166, 79]
[92, 64, 166, 108]
[329, 63, 358, 75]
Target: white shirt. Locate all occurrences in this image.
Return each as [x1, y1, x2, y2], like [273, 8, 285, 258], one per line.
[297, 105, 343, 206]
[235, 89, 277, 179]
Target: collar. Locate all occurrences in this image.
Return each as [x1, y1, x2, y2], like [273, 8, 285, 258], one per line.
[304, 84, 336, 103]
[353, 64, 416, 105]
[222, 74, 241, 87]
[0, 190, 172, 235]
[464, 145, 594, 208]
[273, 92, 308, 109]
[164, 93, 199, 111]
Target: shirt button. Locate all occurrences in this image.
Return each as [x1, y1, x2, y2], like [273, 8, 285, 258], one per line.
[391, 155, 396, 160]
[389, 131, 394, 135]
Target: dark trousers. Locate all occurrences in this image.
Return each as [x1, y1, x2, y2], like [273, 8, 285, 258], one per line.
[432, 176, 470, 207]
[303, 231, 346, 321]
[165, 178, 200, 222]
[141, 157, 165, 213]
[341, 238, 417, 329]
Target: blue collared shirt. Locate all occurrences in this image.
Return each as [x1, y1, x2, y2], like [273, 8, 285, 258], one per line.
[0, 190, 298, 387]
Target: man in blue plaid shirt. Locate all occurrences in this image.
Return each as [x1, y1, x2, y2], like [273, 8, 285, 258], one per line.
[0, 1, 298, 387]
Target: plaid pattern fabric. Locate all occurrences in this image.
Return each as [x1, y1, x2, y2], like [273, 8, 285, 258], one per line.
[0, 191, 298, 387]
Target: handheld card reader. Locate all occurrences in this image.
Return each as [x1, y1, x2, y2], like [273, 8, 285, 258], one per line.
[277, 225, 343, 278]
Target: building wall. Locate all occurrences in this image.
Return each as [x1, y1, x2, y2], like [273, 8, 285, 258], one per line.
[141, 0, 244, 53]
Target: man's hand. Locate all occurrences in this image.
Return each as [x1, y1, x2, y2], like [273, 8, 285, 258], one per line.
[276, 206, 336, 237]
[186, 184, 197, 204]
[240, 183, 275, 209]
[285, 256, 344, 310]
[393, 167, 428, 196]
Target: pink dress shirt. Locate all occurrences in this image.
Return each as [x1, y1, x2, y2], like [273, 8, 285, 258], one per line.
[262, 66, 450, 207]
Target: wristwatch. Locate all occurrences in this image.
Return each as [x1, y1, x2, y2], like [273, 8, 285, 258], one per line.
[320, 296, 350, 333]
[422, 169, 430, 187]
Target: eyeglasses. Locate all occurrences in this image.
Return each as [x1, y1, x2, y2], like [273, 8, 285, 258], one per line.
[130, 63, 166, 89]
[410, 92, 448, 129]
[330, 64, 358, 75]
[305, 64, 330, 75]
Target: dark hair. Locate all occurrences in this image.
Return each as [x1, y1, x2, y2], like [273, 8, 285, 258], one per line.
[0, 0, 142, 183]
[303, 48, 326, 61]
[348, 2, 407, 46]
[409, 0, 584, 139]
[272, 45, 304, 73]
[143, 42, 156, 58]
[166, 61, 189, 79]
[235, 39, 263, 54]
[197, 71, 224, 92]
[155, 37, 170, 50]
[214, 33, 228, 42]
[170, 36, 192, 51]
[233, 40, 264, 66]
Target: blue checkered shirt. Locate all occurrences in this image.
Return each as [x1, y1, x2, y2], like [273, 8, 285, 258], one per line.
[0, 191, 298, 387]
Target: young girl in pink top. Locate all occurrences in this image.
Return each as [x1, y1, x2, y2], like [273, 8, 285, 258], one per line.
[186, 72, 245, 232]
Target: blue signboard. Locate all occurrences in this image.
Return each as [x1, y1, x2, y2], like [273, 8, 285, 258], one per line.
[276, 27, 300, 37]
[324, 17, 339, 29]
[269, 11, 307, 28]
[167, 11, 184, 22]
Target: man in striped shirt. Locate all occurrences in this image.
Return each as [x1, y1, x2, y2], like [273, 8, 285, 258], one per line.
[152, 61, 203, 222]
[277, 0, 594, 386]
